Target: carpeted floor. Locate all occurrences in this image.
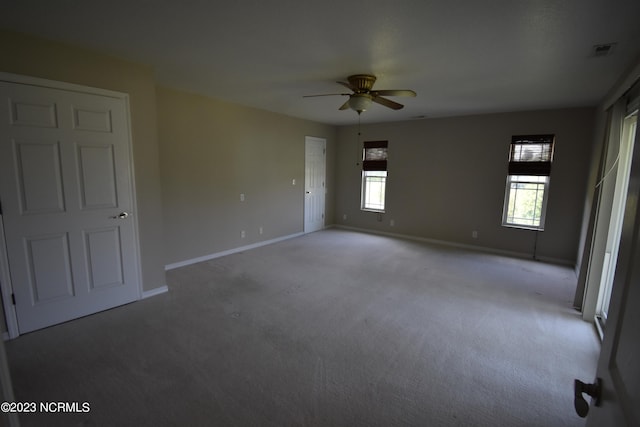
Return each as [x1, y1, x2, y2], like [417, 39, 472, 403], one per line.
[6, 229, 600, 426]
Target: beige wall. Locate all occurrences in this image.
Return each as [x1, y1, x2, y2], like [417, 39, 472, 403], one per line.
[335, 108, 596, 264]
[157, 86, 336, 265]
[0, 30, 336, 333]
[0, 30, 166, 293]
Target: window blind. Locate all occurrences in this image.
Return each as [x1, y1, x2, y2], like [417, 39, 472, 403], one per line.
[362, 140, 388, 171]
[508, 134, 555, 176]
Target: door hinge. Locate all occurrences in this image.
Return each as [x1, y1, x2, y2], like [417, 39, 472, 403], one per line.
[11, 293, 16, 305]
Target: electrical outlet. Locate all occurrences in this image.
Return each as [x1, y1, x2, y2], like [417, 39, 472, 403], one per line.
[259, 226, 263, 235]
[240, 193, 245, 202]
[472, 230, 478, 239]
[292, 179, 296, 186]
[241, 230, 246, 238]
[343, 214, 347, 220]
[390, 219, 395, 227]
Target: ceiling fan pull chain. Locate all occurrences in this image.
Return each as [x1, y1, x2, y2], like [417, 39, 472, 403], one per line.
[356, 113, 362, 165]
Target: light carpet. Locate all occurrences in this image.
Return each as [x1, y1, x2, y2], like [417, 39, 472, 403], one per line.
[6, 229, 600, 426]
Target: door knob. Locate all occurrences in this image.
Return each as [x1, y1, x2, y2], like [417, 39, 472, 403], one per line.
[306, 191, 311, 194]
[574, 378, 602, 418]
[111, 212, 129, 219]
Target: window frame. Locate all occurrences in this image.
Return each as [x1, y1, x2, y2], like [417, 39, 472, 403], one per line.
[501, 134, 554, 231]
[361, 140, 388, 213]
[501, 174, 550, 230]
[361, 170, 387, 212]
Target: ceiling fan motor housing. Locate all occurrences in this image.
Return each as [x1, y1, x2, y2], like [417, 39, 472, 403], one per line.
[348, 74, 377, 93]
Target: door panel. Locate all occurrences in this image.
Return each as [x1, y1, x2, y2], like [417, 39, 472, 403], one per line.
[0, 80, 140, 334]
[10, 99, 58, 128]
[72, 106, 112, 132]
[14, 139, 65, 214]
[85, 227, 124, 289]
[77, 144, 118, 209]
[26, 233, 74, 302]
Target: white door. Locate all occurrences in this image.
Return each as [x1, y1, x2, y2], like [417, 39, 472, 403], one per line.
[0, 79, 140, 334]
[584, 117, 640, 426]
[304, 136, 326, 233]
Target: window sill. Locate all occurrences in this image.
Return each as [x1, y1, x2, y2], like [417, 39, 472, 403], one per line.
[501, 223, 544, 232]
[361, 208, 385, 214]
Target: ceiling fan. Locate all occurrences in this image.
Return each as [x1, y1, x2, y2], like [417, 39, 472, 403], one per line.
[303, 74, 417, 114]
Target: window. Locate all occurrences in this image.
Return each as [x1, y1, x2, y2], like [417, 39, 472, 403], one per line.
[502, 135, 554, 230]
[503, 175, 549, 228]
[362, 170, 387, 211]
[361, 141, 388, 212]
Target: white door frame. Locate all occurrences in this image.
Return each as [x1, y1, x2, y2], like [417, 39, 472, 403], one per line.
[0, 72, 142, 339]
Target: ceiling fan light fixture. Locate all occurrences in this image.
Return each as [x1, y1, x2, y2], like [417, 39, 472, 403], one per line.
[349, 94, 372, 112]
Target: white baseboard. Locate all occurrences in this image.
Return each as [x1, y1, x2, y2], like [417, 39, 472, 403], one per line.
[165, 232, 305, 271]
[0, 290, 169, 340]
[335, 225, 575, 267]
[141, 286, 169, 299]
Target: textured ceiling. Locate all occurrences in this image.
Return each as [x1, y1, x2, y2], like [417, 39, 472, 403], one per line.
[1, 0, 639, 125]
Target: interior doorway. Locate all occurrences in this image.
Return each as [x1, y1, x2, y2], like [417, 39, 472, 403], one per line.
[304, 136, 326, 233]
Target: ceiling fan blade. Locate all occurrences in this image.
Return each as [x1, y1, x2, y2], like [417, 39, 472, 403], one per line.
[371, 89, 417, 97]
[303, 93, 350, 98]
[372, 96, 404, 110]
[338, 99, 351, 110]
